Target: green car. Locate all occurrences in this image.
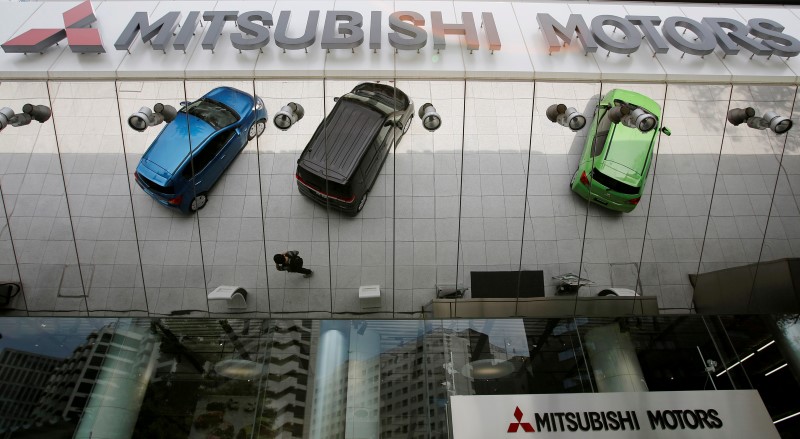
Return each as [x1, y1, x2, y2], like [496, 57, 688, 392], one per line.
[570, 89, 669, 213]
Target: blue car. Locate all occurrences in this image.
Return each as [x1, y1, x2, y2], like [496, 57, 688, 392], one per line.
[134, 87, 267, 213]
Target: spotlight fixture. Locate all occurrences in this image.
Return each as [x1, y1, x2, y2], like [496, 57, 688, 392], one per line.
[418, 103, 442, 132]
[127, 103, 177, 132]
[727, 107, 792, 134]
[546, 103, 586, 131]
[273, 102, 304, 131]
[726, 107, 755, 126]
[0, 104, 51, 132]
[608, 103, 658, 133]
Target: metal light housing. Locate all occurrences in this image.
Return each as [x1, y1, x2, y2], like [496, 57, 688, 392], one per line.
[727, 107, 756, 126]
[273, 102, 304, 131]
[1, 104, 52, 131]
[127, 103, 177, 132]
[418, 103, 442, 132]
[609, 103, 657, 133]
[22, 104, 51, 123]
[546, 103, 586, 131]
[0, 107, 13, 131]
[764, 111, 793, 134]
[728, 107, 792, 134]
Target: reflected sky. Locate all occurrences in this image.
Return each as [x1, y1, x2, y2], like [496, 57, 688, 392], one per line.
[0, 317, 118, 358]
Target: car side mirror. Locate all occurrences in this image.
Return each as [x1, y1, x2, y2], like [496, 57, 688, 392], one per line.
[661, 127, 671, 136]
[180, 101, 189, 107]
[333, 97, 339, 102]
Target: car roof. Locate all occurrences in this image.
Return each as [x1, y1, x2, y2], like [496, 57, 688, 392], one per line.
[142, 113, 216, 177]
[298, 99, 384, 184]
[601, 122, 656, 177]
[597, 89, 660, 178]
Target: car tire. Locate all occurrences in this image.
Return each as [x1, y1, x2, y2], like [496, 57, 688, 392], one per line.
[248, 119, 266, 141]
[357, 192, 368, 212]
[597, 289, 618, 296]
[190, 193, 208, 212]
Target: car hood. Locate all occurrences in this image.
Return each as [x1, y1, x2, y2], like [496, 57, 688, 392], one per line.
[142, 113, 215, 174]
[204, 87, 253, 118]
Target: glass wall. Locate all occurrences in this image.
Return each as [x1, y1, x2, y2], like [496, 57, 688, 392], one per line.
[0, 315, 796, 438]
[0, 79, 797, 317]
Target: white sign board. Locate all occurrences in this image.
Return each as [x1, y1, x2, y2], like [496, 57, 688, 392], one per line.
[450, 391, 779, 438]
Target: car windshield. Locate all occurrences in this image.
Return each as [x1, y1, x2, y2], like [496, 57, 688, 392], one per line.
[180, 98, 238, 130]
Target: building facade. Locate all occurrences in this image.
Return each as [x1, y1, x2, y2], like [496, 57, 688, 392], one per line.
[0, 0, 799, 437]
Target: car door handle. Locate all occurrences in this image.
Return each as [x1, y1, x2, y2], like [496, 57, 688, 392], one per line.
[195, 180, 202, 185]
[220, 155, 226, 160]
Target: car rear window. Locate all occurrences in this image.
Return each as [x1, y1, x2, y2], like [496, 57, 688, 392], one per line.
[591, 168, 640, 195]
[137, 173, 174, 195]
[298, 166, 352, 199]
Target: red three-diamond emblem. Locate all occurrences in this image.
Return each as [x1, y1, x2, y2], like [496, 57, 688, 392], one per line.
[2, 0, 104, 54]
[507, 406, 535, 433]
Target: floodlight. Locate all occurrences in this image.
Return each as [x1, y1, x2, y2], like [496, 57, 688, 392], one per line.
[1, 104, 52, 131]
[728, 107, 793, 134]
[153, 103, 177, 123]
[22, 104, 51, 123]
[418, 103, 442, 132]
[609, 104, 657, 133]
[626, 108, 657, 132]
[546, 104, 585, 131]
[727, 107, 755, 126]
[127, 103, 177, 132]
[0, 108, 13, 131]
[763, 111, 793, 134]
[273, 102, 304, 131]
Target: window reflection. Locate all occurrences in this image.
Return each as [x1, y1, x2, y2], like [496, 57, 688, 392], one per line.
[0, 81, 83, 313]
[0, 316, 796, 437]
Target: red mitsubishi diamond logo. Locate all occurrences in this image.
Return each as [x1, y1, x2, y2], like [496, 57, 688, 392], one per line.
[507, 406, 535, 433]
[2, 0, 104, 54]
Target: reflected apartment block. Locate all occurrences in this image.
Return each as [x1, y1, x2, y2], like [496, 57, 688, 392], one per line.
[379, 328, 470, 439]
[29, 322, 156, 432]
[0, 348, 61, 433]
[264, 320, 313, 439]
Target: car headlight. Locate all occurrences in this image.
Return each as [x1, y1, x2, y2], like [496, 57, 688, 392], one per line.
[256, 97, 264, 111]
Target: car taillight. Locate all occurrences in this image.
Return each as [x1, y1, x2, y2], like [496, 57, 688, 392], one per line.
[296, 173, 355, 203]
[168, 195, 183, 206]
[134, 172, 140, 181]
[579, 171, 590, 186]
[629, 197, 641, 205]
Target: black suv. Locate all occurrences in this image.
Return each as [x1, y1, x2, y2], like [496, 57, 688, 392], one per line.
[296, 83, 413, 216]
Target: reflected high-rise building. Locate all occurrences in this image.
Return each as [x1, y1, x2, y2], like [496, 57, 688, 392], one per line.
[379, 327, 468, 439]
[0, 348, 61, 434]
[264, 320, 314, 439]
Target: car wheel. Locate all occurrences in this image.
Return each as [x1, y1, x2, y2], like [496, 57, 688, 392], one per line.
[597, 289, 618, 296]
[357, 192, 368, 212]
[190, 193, 208, 212]
[248, 120, 266, 141]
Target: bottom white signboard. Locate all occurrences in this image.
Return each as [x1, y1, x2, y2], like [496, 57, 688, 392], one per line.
[450, 390, 778, 438]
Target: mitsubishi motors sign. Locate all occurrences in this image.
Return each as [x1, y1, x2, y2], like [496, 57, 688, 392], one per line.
[2, 1, 799, 57]
[450, 391, 779, 438]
